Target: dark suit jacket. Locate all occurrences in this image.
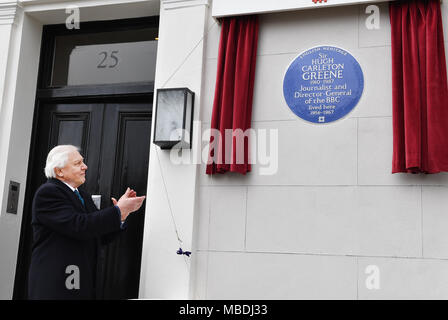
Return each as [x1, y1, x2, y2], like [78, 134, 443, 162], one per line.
[28, 178, 123, 300]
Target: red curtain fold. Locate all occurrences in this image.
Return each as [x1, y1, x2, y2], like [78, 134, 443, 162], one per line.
[206, 15, 259, 175]
[390, 0, 448, 173]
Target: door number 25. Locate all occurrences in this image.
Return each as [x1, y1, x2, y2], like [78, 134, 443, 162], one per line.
[97, 50, 119, 69]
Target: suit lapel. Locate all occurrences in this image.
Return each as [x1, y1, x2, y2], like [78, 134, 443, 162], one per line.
[48, 178, 88, 213]
[79, 188, 95, 213]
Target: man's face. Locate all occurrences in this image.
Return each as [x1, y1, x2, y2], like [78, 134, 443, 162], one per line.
[56, 150, 88, 188]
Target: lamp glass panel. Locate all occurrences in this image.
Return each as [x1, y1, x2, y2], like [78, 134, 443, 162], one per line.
[183, 92, 193, 144]
[155, 90, 184, 142]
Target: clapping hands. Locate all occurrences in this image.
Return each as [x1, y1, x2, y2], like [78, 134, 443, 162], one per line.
[112, 187, 146, 222]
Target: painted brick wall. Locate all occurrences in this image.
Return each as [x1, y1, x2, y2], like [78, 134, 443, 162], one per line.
[193, 2, 448, 299]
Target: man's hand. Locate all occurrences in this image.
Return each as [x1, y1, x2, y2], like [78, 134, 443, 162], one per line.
[111, 187, 146, 222]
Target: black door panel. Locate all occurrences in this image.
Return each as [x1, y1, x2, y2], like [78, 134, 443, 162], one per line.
[48, 104, 104, 195]
[97, 103, 152, 299]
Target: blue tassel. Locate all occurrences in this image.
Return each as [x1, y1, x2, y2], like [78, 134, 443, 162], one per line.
[177, 248, 191, 257]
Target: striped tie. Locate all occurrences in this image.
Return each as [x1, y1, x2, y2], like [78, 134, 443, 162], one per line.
[74, 189, 85, 207]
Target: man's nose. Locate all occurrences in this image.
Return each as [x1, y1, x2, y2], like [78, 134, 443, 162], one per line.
[82, 163, 88, 170]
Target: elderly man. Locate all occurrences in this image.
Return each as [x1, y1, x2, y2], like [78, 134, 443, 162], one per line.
[28, 145, 146, 300]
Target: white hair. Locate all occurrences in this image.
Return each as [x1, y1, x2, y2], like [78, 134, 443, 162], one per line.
[44, 145, 80, 179]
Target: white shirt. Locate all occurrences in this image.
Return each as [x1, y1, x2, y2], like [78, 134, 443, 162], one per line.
[61, 180, 78, 193]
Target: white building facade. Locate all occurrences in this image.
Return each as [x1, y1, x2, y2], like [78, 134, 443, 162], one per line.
[0, 0, 447, 299]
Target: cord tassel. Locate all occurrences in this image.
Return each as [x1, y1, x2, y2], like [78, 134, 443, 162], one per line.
[177, 248, 191, 257]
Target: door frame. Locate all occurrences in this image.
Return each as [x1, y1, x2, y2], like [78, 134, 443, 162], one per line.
[13, 16, 158, 300]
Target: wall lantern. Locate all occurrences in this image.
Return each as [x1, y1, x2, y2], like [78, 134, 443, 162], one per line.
[153, 88, 195, 149]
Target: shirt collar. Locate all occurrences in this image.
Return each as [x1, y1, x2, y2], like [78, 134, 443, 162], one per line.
[61, 180, 77, 192]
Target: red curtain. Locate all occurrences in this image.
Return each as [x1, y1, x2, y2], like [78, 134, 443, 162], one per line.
[206, 16, 259, 175]
[390, 0, 448, 173]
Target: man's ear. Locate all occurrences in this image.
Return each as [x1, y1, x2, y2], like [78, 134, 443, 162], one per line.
[54, 167, 63, 177]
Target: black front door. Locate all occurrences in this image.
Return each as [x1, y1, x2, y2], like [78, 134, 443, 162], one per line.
[14, 98, 152, 299]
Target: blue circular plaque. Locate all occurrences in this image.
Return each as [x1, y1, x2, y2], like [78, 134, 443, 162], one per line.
[283, 46, 364, 124]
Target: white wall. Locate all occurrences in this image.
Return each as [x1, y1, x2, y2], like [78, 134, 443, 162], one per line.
[138, 0, 209, 299]
[212, 0, 392, 18]
[0, 6, 42, 299]
[192, 2, 448, 299]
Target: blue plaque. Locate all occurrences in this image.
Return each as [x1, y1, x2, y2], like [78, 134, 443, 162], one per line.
[283, 46, 364, 124]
